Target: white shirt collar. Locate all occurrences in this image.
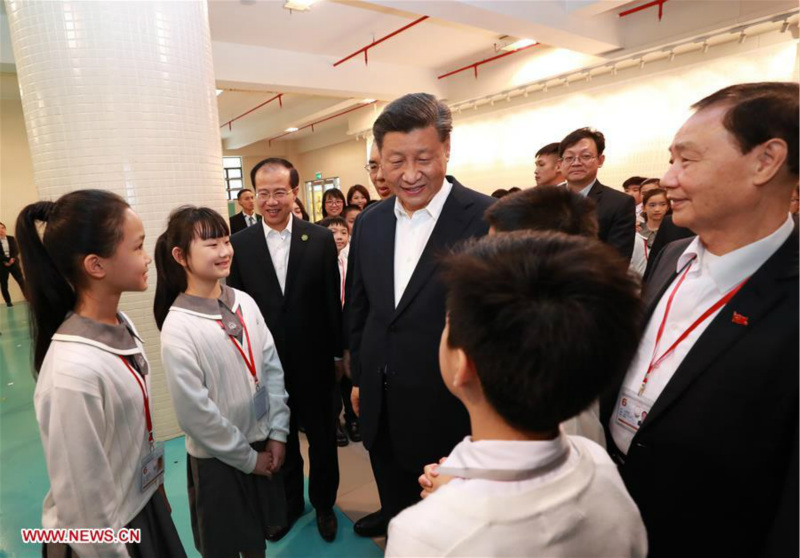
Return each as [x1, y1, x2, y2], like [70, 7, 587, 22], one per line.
[438, 433, 570, 482]
[393, 179, 453, 220]
[262, 214, 293, 238]
[677, 214, 794, 293]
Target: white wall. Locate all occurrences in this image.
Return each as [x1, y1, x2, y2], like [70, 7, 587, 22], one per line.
[447, 34, 797, 192]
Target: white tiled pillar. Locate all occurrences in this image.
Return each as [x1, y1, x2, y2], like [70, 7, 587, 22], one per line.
[4, 0, 226, 440]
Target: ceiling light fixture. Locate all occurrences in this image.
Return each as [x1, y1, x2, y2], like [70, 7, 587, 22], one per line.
[362, 98, 376, 103]
[216, 89, 224, 96]
[284, 0, 316, 12]
[500, 38, 537, 52]
[285, 127, 299, 132]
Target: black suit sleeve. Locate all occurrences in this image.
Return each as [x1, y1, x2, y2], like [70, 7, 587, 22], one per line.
[227, 239, 244, 290]
[321, 230, 343, 359]
[346, 218, 369, 386]
[9, 237, 19, 260]
[760, 416, 799, 558]
[606, 194, 636, 261]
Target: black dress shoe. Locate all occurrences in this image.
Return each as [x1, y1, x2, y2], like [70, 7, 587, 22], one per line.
[316, 509, 337, 542]
[266, 512, 300, 542]
[345, 420, 361, 442]
[336, 422, 349, 447]
[353, 509, 387, 537]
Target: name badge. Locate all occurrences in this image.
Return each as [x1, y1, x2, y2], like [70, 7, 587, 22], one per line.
[253, 385, 268, 421]
[140, 442, 165, 492]
[614, 388, 654, 434]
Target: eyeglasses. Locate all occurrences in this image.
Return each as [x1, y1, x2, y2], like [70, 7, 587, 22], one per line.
[561, 154, 597, 165]
[257, 190, 290, 201]
[325, 199, 344, 206]
[364, 163, 379, 172]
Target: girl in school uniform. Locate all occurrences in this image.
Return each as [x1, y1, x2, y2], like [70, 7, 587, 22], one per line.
[16, 190, 186, 558]
[154, 206, 290, 558]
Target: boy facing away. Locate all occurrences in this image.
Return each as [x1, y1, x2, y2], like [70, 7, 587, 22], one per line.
[385, 231, 648, 558]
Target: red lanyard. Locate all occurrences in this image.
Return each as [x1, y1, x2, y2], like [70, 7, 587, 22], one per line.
[119, 356, 154, 448]
[338, 257, 346, 308]
[217, 309, 259, 388]
[643, 237, 649, 260]
[639, 259, 749, 396]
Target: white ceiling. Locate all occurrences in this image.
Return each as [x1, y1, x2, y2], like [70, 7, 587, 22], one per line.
[2, 1, 797, 151]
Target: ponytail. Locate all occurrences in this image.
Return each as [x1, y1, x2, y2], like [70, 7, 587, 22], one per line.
[15, 190, 129, 375]
[16, 202, 74, 375]
[153, 205, 230, 330]
[153, 232, 187, 330]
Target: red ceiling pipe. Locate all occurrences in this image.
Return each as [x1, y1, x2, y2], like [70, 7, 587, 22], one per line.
[333, 16, 429, 67]
[438, 42, 540, 80]
[268, 101, 377, 146]
[619, 0, 669, 21]
[221, 93, 283, 130]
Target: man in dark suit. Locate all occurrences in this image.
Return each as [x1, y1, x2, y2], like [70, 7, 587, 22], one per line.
[229, 188, 262, 235]
[227, 158, 342, 542]
[0, 222, 25, 307]
[347, 93, 494, 537]
[601, 82, 798, 558]
[559, 128, 635, 260]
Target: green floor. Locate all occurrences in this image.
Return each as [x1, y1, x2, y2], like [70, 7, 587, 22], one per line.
[0, 304, 382, 558]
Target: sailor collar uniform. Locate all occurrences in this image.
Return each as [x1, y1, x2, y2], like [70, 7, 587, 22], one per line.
[35, 312, 170, 558]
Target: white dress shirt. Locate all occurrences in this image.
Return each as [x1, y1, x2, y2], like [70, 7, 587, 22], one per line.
[0, 237, 8, 258]
[244, 212, 257, 228]
[263, 216, 293, 294]
[386, 434, 647, 557]
[394, 180, 453, 307]
[611, 215, 795, 454]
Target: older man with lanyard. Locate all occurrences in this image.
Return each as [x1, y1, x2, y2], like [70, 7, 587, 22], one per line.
[602, 82, 798, 558]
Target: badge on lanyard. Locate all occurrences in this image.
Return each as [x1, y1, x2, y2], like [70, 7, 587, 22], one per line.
[253, 384, 268, 421]
[614, 388, 655, 434]
[140, 443, 165, 491]
[119, 355, 165, 492]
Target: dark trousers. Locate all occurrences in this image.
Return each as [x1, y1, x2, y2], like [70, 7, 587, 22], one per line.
[368, 406, 421, 521]
[283, 386, 340, 518]
[334, 376, 358, 424]
[1, 263, 24, 305]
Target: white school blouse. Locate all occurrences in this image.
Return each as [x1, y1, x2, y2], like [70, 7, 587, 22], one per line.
[160, 286, 290, 474]
[386, 435, 647, 558]
[36, 312, 157, 558]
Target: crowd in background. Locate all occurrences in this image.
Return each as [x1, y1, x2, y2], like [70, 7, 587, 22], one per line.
[8, 81, 799, 558]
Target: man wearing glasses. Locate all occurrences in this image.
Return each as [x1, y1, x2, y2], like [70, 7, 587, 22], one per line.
[559, 128, 636, 260]
[228, 157, 343, 543]
[365, 142, 393, 200]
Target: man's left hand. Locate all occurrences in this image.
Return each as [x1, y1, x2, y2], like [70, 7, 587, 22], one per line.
[267, 439, 286, 472]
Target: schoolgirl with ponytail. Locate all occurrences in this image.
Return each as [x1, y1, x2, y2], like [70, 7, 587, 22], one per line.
[155, 206, 290, 558]
[16, 190, 185, 558]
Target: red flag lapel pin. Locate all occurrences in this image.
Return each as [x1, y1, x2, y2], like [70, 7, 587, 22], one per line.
[731, 312, 749, 326]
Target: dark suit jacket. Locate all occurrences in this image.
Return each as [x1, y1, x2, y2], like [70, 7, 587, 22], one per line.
[227, 216, 342, 394]
[347, 177, 494, 472]
[642, 214, 694, 283]
[601, 231, 799, 558]
[587, 180, 636, 260]
[1, 236, 19, 264]
[229, 212, 262, 235]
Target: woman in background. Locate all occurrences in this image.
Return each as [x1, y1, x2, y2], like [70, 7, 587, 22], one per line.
[346, 184, 371, 210]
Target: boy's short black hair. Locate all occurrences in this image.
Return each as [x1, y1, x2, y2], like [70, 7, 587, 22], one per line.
[343, 204, 362, 218]
[319, 216, 349, 231]
[622, 176, 647, 190]
[535, 143, 560, 158]
[484, 185, 598, 238]
[441, 232, 642, 432]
